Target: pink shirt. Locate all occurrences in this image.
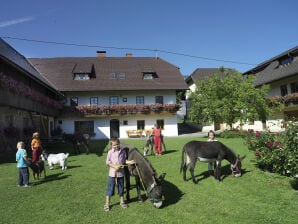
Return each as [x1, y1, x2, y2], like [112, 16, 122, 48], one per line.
[106, 147, 126, 177]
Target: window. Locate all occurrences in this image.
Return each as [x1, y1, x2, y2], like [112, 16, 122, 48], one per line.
[280, 85, 288, 96]
[136, 96, 144, 104]
[109, 73, 116, 79]
[155, 96, 163, 104]
[123, 120, 128, 125]
[109, 96, 119, 105]
[143, 73, 153, 79]
[156, 119, 164, 129]
[143, 72, 157, 79]
[74, 121, 94, 135]
[118, 73, 126, 79]
[137, 120, 145, 130]
[70, 97, 78, 106]
[279, 57, 292, 66]
[122, 97, 127, 102]
[74, 73, 90, 80]
[90, 97, 98, 105]
[290, 81, 298, 93]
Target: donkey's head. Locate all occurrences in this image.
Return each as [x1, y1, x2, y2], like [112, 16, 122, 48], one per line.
[231, 155, 246, 177]
[147, 173, 166, 208]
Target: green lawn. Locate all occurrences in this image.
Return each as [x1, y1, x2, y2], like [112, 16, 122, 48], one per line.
[0, 137, 297, 224]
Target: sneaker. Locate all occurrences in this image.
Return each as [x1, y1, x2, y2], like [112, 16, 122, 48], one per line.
[24, 185, 30, 187]
[120, 202, 128, 208]
[104, 204, 110, 212]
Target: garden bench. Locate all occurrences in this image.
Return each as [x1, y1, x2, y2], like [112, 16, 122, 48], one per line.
[126, 130, 143, 138]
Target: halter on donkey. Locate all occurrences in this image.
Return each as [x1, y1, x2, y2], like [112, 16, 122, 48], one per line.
[122, 145, 166, 208]
[180, 141, 245, 184]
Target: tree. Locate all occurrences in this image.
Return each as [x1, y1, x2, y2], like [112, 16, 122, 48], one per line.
[188, 68, 282, 129]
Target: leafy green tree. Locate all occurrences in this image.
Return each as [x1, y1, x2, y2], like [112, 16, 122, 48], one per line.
[188, 68, 282, 129]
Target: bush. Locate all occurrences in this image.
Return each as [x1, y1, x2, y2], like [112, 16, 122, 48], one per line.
[219, 129, 247, 138]
[244, 123, 297, 178]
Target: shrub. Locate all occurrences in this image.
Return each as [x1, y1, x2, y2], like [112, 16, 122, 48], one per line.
[219, 129, 247, 138]
[244, 123, 297, 178]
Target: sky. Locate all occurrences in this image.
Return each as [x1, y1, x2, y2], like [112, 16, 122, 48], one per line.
[1, 0, 298, 76]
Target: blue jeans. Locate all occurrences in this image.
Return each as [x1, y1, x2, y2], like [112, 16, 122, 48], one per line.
[106, 176, 124, 197]
[18, 167, 29, 186]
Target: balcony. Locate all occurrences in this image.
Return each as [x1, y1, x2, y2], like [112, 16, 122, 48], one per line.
[62, 103, 181, 117]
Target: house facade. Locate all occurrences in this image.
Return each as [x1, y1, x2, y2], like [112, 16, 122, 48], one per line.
[243, 46, 298, 131]
[0, 38, 63, 151]
[29, 52, 188, 139]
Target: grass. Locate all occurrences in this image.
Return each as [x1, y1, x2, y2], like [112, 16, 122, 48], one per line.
[0, 137, 297, 224]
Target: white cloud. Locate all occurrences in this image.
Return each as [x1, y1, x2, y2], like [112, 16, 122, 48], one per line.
[0, 17, 34, 28]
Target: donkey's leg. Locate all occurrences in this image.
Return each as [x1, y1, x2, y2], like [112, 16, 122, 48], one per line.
[214, 161, 222, 181]
[189, 161, 198, 184]
[82, 142, 90, 155]
[124, 167, 131, 202]
[182, 163, 188, 181]
[135, 176, 143, 202]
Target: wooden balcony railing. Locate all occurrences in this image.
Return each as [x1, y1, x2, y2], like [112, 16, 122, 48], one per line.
[62, 103, 181, 117]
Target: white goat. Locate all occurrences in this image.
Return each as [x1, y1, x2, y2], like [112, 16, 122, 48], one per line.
[43, 153, 69, 170]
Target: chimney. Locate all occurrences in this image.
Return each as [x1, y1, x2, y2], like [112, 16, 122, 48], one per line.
[125, 53, 133, 57]
[96, 51, 106, 57]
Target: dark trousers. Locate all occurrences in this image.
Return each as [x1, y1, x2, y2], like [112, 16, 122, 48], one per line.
[18, 167, 29, 186]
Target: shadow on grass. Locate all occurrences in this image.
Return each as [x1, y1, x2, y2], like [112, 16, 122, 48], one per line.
[162, 180, 184, 208]
[32, 173, 71, 186]
[122, 180, 183, 209]
[185, 164, 251, 183]
[162, 150, 177, 155]
[290, 178, 298, 190]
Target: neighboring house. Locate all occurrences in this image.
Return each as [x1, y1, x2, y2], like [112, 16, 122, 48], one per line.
[185, 68, 234, 132]
[29, 51, 188, 139]
[0, 38, 63, 150]
[243, 46, 298, 131]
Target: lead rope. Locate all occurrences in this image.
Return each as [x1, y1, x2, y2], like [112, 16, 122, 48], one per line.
[135, 163, 148, 197]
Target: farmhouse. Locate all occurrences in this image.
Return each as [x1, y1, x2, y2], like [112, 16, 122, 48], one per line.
[0, 38, 63, 151]
[28, 51, 188, 139]
[243, 46, 298, 131]
[185, 47, 298, 132]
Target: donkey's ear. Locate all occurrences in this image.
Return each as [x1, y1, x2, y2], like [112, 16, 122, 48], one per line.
[158, 173, 166, 181]
[238, 155, 246, 161]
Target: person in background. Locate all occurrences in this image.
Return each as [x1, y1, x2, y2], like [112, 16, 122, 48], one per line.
[104, 138, 135, 212]
[152, 124, 162, 155]
[31, 132, 43, 164]
[16, 141, 30, 187]
[207, 130, 218, 172]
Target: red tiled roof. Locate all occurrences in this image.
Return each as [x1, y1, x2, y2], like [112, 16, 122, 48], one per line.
[28, 57, 188, 92]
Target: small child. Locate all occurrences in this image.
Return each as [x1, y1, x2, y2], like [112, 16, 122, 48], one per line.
[16, 141, 30, 187]
[104, 138, 134, 212]
[207, 130, 218, 172]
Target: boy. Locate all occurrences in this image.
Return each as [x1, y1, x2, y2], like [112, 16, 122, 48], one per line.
[16, 141, 30, 187]
[104, 138, 134, 211]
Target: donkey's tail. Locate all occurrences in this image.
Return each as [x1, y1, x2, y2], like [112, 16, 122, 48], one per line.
[180, 147, 186, 173]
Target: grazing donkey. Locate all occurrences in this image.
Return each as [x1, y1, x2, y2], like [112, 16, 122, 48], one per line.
[181, 141, 245, 184]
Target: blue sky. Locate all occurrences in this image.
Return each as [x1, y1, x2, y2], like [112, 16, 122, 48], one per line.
[1, 0, 298, 76]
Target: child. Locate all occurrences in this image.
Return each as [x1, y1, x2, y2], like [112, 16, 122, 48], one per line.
[16, 141, 30, 187]
[152, 124, 162, 155]
[104, 138, 134, 212]
[207, 130, 217, 172]
[31, 132, 43, 164]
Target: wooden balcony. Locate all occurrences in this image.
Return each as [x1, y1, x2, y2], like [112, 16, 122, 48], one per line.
[62, 103, 181, 118]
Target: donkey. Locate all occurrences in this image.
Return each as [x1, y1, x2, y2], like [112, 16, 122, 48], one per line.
[180, 141, 245, 184]
[122, 144, 166, 208]
[28, 158, 46, 180]
[62, 132, 90, 154]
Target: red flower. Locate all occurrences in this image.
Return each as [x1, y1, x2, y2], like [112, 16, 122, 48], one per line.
[255, 151, 260, 157]
[248, 129, 254, 133]
[266, 141, 273, 148]
[255, 131, 261, 138]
